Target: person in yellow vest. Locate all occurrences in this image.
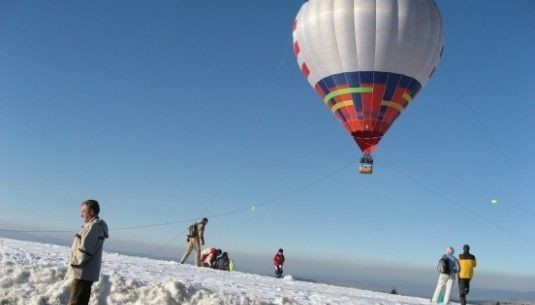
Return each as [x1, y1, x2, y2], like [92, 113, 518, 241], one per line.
[229, 259, 236, 271]
[458, 244, 477, 305]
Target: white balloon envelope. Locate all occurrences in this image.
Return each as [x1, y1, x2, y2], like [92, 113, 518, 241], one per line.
[293, 0, 445, 158]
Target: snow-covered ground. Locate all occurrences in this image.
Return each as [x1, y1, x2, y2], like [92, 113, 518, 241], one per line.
[1, 237, 438, 305]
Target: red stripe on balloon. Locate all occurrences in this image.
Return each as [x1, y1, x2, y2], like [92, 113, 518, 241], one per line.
[314, 84, 325, 99]
[301, 63, 310, 78]
[293, 41, 300, 57]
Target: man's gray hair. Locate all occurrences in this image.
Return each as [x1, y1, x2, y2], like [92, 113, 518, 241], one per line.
[82, 199, 100, 215]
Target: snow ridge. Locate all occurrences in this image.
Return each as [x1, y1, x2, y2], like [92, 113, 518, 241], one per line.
[1, 238, 432, 305]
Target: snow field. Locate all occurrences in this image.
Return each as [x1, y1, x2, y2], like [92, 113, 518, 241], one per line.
[1, 238, 434, 305]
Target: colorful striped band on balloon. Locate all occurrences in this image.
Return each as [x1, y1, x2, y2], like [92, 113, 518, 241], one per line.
[313, 71, 422, 153]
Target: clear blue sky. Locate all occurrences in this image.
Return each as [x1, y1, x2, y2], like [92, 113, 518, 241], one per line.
[1, 0, 534, 291]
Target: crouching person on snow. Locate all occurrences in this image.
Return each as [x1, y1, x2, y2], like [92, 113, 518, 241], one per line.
[213, 252, 230, 271]
[67, 199, 109, 305]
[200, 247, 221, 267]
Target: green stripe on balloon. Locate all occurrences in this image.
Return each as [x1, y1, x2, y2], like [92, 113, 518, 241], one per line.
[323, 87, 373, 104]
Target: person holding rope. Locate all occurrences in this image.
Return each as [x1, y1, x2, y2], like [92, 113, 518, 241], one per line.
[67, 199, 109, 305]
[179, 217, 208, 266]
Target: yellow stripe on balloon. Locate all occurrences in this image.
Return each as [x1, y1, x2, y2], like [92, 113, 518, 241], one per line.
[402, 92, 413, 103]
[381, 101, 404, 112]
[323, 87, 373, 104]
[331, 100, 354, 113]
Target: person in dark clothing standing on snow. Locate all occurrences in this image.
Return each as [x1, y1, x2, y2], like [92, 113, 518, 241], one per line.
[273, 248, 285, 278]
[179, 217, 208, 266]
[458, 244, 477, 305]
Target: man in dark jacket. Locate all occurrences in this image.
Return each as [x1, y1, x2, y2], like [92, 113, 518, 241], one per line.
[458, 244, 477, 305]
[213, 252, 230, 271]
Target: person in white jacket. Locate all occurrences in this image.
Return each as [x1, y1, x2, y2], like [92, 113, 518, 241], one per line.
[67, 200, 109, 305]
[432, 246, 459, 304]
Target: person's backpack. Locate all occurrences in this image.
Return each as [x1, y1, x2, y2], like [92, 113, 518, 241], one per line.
[188, 223, 198, 238]
[437, 256, 450, 274]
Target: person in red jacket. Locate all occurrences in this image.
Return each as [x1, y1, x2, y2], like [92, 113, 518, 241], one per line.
[200, 247, 221, 267]
[273, 248, 285, 278]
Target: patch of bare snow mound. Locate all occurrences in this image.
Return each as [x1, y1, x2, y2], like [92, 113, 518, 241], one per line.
[0, 258, 268, 305]
[101, 273, 268, 305]
[1, 259, 71, 305]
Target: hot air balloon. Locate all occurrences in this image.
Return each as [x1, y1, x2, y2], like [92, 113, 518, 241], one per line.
[293, 0, 445, 174]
